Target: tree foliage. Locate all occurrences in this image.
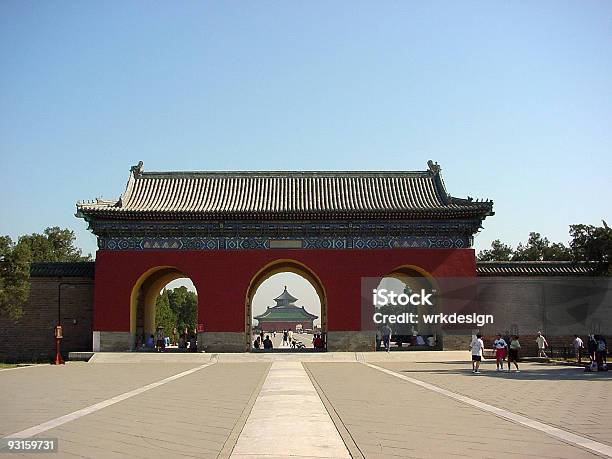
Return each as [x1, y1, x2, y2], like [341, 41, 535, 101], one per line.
[512, 232, 572, 261]
[17, 227, 91, 262]
[0, 236, 31, 320]
[476, 239, 513, 261]
[569, 223, 612, 275]
[477, 224, 610, 275]
[0, 227, 91, 320]
[155, 286, 198, 333]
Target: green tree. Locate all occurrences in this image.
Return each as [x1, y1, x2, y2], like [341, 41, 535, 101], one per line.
[512, 232, 572, 261]
[154, 286, 198, 333]
[1, 227, 91, 319]
[570, 223, 612, 275]
[17, 227, 91, 262]
[155, 289, 177, 335]
[169, 286, 198, 332]
[0, 236, 31, 320]
[477, 240, 513, 261]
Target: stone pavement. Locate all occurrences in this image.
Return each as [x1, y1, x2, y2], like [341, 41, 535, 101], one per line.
[376, 360, 612, 448]
[231, 361, 349, 458]
[0, 353, 610, 458]
[306, 362, 604, 458]
[1, 363, 269, 458]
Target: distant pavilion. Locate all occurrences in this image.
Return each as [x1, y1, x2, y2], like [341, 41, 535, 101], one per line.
[254, 287, 318, 332]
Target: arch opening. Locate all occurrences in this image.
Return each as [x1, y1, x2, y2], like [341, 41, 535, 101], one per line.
[130, 267, 199, 351]
[245, 260, 327, 352]
[375, 265, 441, 351]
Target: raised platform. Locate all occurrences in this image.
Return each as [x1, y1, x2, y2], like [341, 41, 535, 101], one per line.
[86, 350, 471, 364]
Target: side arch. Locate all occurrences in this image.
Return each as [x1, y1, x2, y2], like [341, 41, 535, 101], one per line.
[129, 266, 195, 349]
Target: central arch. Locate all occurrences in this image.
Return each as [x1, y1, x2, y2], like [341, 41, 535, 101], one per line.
[130, 266, 198, 350]
[245, 259, 328, 351]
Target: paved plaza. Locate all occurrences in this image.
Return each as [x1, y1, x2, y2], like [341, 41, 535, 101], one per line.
[1, 353, 611, 458]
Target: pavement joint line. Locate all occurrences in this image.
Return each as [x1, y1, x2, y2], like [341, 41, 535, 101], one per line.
[303, 362, 364, 459]
[0, 364, 50, 372]
[364, 362, 612, 458]
[218, 362, 272, 459]
[1, 362, 216, 442]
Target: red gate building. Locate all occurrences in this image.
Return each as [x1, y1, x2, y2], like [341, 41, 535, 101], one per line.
[76, 161, 494, 352]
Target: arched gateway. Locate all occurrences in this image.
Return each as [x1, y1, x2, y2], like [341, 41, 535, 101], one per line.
[76, 160, 493, 352]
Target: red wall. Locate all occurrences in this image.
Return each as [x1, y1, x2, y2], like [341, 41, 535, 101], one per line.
[93, 248, 476, 333]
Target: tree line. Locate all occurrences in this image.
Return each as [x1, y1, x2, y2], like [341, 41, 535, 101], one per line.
[477, 223, 611, 275]
[0, 227, 91, 320]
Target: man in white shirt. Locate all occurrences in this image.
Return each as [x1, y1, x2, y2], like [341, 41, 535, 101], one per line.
[470, 333, 485, 373]
[536, 331, 548, 358]
[573, 335, 584, 363]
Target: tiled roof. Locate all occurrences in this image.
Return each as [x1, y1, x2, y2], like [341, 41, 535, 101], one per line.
[254, 287, 319, 321]
[476, 261, 595, 277]
[254, 306, 318, 321]
[76, 161, 494, 221]
[30, 262, 95, 278]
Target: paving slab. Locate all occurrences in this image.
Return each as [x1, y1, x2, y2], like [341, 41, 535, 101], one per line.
[375, 360, 612, 449]
[231, 361, 350, 458]
[87, 350, 470, 363]
[306, 362, 599, 458]
[1, 363, 268, 458]
[0, 362, 200, 437]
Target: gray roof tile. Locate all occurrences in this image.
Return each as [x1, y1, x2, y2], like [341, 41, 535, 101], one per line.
[76, 161, 494, 221]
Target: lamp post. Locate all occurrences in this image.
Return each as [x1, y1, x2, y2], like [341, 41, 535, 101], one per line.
[54, 283, 78, 365]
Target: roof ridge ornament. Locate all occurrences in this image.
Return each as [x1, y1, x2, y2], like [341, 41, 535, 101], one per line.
[130, 161, 144, 178]
[427, 160, 441, 175]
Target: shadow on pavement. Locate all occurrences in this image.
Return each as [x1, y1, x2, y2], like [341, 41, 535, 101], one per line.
[395, 364, 612, 381]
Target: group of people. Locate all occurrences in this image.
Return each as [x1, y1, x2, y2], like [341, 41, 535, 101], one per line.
[573, 334, 608, 371]
[471, 333, 522, 374]
[378, 325, 435, 352]
[470, 331, 609, 374]
[311, 333, 325, 350]
[138, 326, 197, 352]
[253, 332, 274, 349]
[252, 329, 325, 350]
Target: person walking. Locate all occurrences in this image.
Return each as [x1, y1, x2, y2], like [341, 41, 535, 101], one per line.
[595, 335, 607, 370]
[494, 333, 508, 371]
[288, 329, 294, 344]
[587, 334, 598, 364]
[382, 324, 393, 352]
[470, 333, 485, 374]
[536, 331, 548, 358]
[572, 335, 584, 363]
[508, 336, 521, 372]
[283, 330, 288, 347]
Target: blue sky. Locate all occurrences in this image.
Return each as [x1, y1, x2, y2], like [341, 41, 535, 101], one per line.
[1, 1, 610, 259]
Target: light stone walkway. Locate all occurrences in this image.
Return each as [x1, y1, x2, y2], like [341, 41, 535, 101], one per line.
[231, 361, 350, 458]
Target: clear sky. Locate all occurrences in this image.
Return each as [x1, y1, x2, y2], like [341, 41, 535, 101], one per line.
[1, 1, 610, 259]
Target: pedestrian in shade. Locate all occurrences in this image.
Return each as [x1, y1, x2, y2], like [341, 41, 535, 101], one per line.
[508, 336, 521, 372]
[572, 335, 584, 363]
[536, 331, 548, 358]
